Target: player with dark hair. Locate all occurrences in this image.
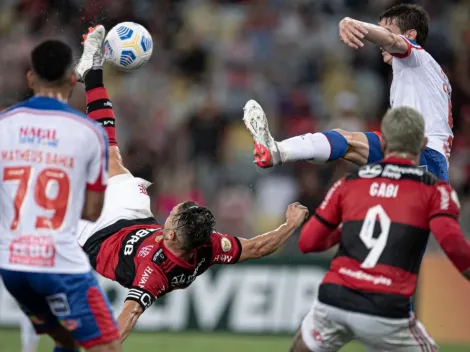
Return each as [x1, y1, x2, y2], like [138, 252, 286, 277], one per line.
[290, 106, 470, 351]
[244, 4, 453, 182]
[75, 26, 309, 342]
[0, 40, 121, 352]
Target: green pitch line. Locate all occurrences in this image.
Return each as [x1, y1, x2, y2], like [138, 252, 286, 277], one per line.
[0, 329, 468, 352]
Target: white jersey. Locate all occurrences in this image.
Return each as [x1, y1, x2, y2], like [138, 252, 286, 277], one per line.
[0, 96, 108, 274]
[391, 35, 453, 158]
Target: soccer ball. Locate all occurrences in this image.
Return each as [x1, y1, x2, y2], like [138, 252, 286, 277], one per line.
[104, 22, 153, 71]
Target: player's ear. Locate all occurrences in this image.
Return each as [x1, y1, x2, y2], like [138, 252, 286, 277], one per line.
[167, 229, 177, 242]
[26, 70, 35, 90]
[421, 137, 428, 152]
[380, 137, 387, 154]
[405, 29, 418, 43]
[70, 72, 77, 88]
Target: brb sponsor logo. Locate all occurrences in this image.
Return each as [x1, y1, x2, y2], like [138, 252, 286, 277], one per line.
[9, 235, 56, 267]
[19, 127, 59, 148]
[124, 228, 158, 255]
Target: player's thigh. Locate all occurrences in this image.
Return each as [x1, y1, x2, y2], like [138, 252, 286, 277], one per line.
[351, 313, 438, 352]
[419, 147, 449, 182]
[299, 301, 352, 352]
[0, 269, 59, 334]
[78, 173, 153, 246]
[29, 271, 120, 349]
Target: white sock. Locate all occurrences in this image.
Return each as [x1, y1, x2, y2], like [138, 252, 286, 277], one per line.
[20, 314, 39, 352]
[277, 133, 331, 164]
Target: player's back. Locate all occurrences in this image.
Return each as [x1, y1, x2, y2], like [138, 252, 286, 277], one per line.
[391, 36, 453, 157]
[0, 96, 108, 273]
[319, 157, 442, 319]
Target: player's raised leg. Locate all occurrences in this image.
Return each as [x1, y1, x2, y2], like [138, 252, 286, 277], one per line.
[243, 100, 383, 167]
[76, 25, 130, 178]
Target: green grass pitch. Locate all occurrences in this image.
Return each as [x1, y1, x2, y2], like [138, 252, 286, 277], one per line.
[0, 329, 468, 352]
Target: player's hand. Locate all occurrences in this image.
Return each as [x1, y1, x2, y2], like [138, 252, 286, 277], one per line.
[339, 17, 368, 49]
[285, 202, 309, 228]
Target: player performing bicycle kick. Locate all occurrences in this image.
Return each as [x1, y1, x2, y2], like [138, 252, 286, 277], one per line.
[73, 25, 309, 342]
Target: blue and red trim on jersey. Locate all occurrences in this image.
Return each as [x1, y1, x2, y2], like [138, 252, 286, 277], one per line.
[392, 35, 423, 59]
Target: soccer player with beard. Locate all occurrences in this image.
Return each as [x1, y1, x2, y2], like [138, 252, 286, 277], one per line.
[73, 26, 309, 342]
[244, 4, 453, 182]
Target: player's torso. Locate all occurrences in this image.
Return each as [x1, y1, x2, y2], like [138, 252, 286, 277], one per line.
[0, 99, 98, 273]
[319, 161, 437, 318]
[91, 223, 215, 294]
[391, 52, 453, 157]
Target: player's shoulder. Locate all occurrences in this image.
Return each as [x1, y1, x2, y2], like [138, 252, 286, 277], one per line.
[7, 97, 104, 135]
[347, 161, 441, 186]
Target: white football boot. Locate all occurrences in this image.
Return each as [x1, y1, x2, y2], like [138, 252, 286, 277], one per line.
[75, 25, 106, 82]
[242, 99, 281, 168]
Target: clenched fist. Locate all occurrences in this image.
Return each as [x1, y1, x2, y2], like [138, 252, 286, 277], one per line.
[339, 17, 368, 49]
[285, 202, 309, 228]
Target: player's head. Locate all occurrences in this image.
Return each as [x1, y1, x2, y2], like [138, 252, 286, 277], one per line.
[379, 4, 429, 64]
[163, 201, 216, 252]
[27, 40, 77, 100]
[381, 106, 427, 163]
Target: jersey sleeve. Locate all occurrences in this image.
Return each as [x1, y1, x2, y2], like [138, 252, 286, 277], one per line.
[126, 262, 168, 311]
[428, 182, 460, 221]
[391, 35, 428, 68]
[86, 124, 109, 192]
[210, 232, 242, 265]
[314, 177, 344, 229]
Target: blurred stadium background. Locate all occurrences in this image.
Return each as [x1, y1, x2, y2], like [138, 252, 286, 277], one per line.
[0, 0, 469, 351]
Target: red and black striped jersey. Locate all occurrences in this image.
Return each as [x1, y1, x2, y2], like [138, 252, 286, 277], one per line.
[83, 217, 242, 311]
[299, 157, 469, 319]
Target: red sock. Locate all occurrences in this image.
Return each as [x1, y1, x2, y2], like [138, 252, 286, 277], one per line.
[84, 70, 117, 146]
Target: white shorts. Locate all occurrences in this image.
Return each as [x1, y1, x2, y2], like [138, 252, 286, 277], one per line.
[301, 300, 438, 352]
[77, 174, 153, 246]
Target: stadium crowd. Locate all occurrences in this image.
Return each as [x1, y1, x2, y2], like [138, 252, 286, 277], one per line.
[0, 0, 469, 255]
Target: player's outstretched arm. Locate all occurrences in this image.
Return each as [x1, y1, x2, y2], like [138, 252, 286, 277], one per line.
[339, 17, 408, 54]
[237, 203, 309, 262]
[117, 301, 142, 343]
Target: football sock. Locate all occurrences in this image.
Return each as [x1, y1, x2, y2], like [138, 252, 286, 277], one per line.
[85, 69, 117, 146]
[52, 348, 79, 352]
[276, 131, 348, 164]
[20, 314, 39, 352]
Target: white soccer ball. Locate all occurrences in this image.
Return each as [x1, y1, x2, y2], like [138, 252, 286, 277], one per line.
[104, 22, 153, 71]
